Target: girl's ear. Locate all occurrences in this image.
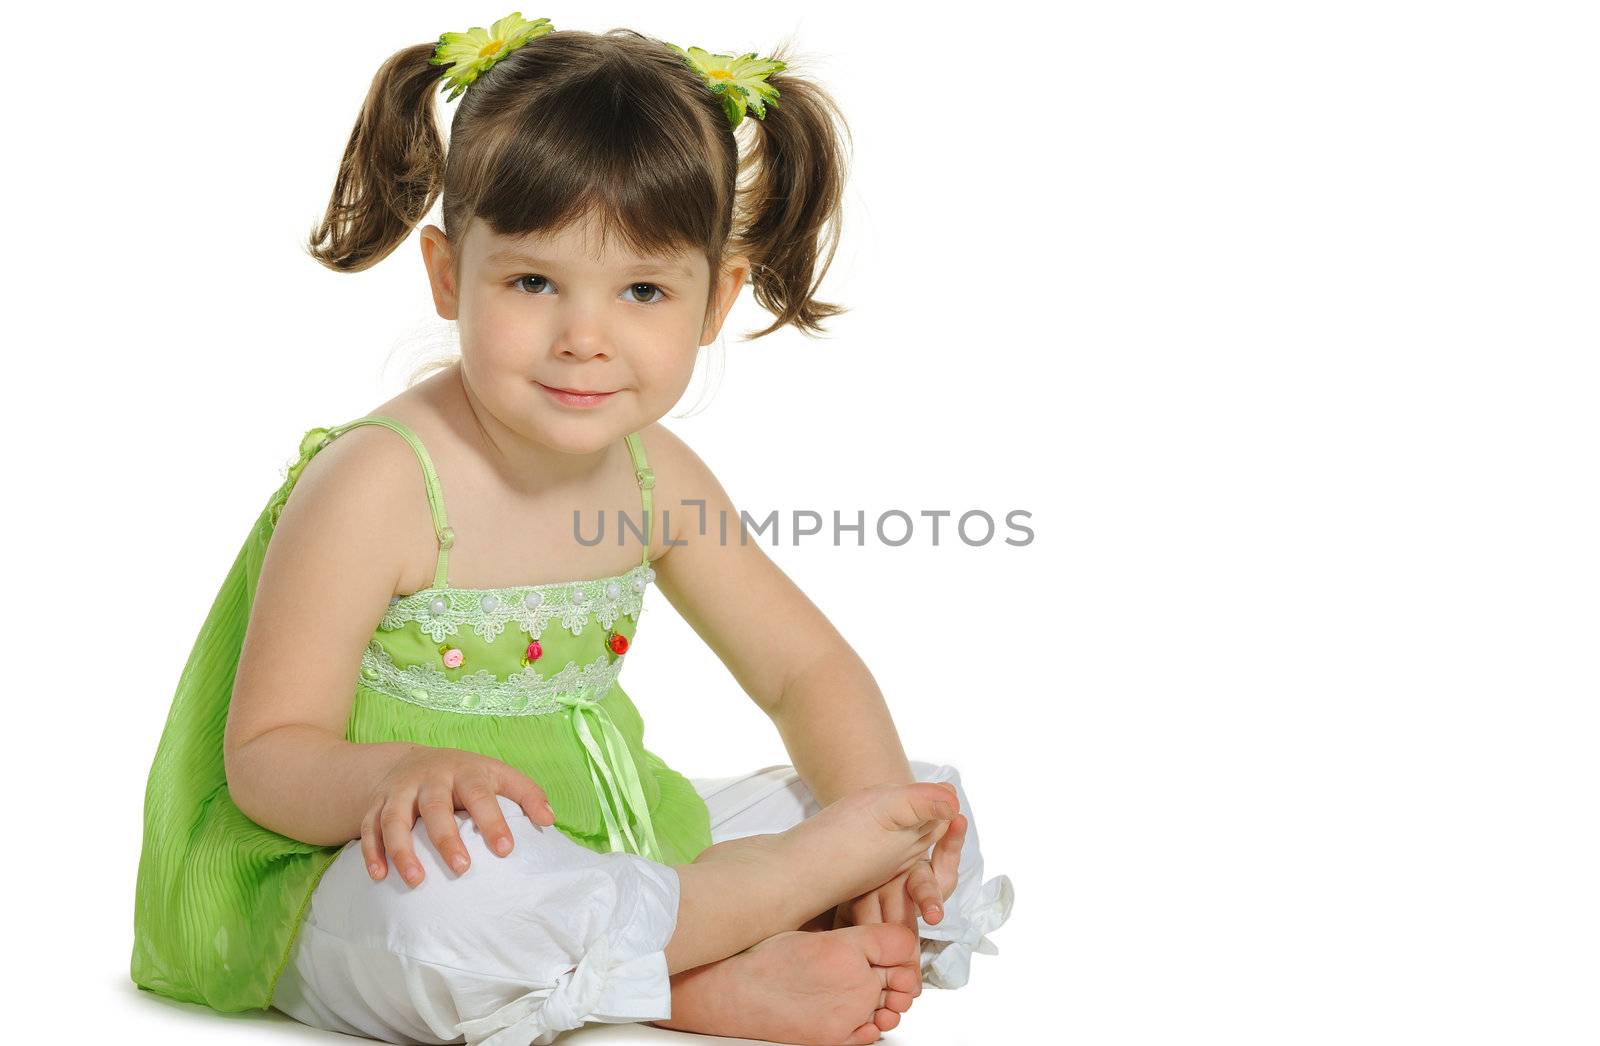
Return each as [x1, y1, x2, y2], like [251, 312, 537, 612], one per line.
[420, 224, 460, 320]
[701, 253, 752, 345]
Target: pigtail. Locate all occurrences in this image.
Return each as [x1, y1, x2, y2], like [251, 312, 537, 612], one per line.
[304, 43, 447, 273]
[733, 46, 853, 339]
[298, 28, 854, 343]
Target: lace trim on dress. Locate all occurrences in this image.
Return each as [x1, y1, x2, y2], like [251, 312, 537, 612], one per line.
[381, 564, 657, 642]
[358, 641, 627, 716]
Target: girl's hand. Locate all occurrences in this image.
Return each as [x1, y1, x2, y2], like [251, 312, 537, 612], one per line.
[361, 746, 557, 888]
[833, 811, 968, 933]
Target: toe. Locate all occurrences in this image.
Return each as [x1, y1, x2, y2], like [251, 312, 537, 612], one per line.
[861, 921, 921, 966]
[875, 1007, 903, 1031]
[884, 960, 923, 997]
[845, 1019, 883, 1044]
[881, 782, 962, 830]
[882, 988, 915, 1013]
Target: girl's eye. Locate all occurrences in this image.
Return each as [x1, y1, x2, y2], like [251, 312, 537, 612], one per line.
[510, 275, 667, 305]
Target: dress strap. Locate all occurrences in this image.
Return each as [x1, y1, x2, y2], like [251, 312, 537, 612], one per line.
[623, 432, 654, 569]
[321, 416, 456, 589]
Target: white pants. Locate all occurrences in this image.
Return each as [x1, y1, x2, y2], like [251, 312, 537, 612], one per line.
[271, 760, 1015, 1045]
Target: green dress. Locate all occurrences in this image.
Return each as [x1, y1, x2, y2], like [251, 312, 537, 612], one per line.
[130, 416, 713, 1015]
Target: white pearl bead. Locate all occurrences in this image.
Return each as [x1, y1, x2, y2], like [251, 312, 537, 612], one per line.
[429, 597, 447, 616]
[632, 576, 645, 592]
[570, 587, 587, 602]
[481, 595, 498, 613]
[605, 581, 622, 600]
[524, 591, 543, 609]
[645, 568, 656, 583]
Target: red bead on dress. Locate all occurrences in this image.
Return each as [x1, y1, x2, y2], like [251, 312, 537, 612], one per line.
[521, 639, 543, 668]
[607, 631, 629, 655]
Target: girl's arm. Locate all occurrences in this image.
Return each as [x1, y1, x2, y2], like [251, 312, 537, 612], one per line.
[224, 428, 434, 845]
[643, 425, 914, 805]
[227, 726, 423, 846]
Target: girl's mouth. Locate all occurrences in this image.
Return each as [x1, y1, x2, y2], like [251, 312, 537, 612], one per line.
[537, 381, 617, 408]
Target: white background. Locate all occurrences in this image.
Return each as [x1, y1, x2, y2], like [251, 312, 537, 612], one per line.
[4, 1, 1596, 1043]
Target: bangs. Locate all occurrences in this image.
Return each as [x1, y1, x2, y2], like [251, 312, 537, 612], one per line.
[459, 49, 732, 266]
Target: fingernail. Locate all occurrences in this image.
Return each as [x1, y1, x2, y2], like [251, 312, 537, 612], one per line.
[935, 801, 954, 817]
[368, 863, 383, 878]
[494, 836, 512, 855]
[450, 854, 468, 873]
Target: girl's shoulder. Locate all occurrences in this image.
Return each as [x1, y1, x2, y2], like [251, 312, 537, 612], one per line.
[277, 402, 449, 581]
[306, 374, 461, 509]
[631, 419, 708, 491]
[298, 379, 449, 495]
[628, 420, 743, 559]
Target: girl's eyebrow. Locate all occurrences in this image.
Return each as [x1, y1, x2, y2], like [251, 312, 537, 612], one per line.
[487, 249, 692, 280]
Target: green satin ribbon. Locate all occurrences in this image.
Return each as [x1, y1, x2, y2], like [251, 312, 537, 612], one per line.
[555, 690, 663, 862]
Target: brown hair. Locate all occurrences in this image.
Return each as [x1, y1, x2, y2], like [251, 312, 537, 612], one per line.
[304, 27, 851, 354]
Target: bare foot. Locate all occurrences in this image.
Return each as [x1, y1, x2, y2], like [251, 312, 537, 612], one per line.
[775, 781, 962, 908]
[650, 923, 923, 1045]
[798, 904, 840, 933]
[666, 780, 960, 975]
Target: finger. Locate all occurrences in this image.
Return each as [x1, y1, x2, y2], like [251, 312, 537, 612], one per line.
[379, 796, 424, 888]
[459, 786, 517, 859]
[854, 889, 884, 928]
[894, 896, 920, 937]
[360, 803, 387, 880]
[500, 769, 555, 828]
[417, 779, 472, 875]
[876, 871, 919, 931]
[908, 818, 951, 861]
[902, 905, 920, 937]
[904, 859, 946, 924]
[929, 813, 968, 902]
[920, 818, 952, 850]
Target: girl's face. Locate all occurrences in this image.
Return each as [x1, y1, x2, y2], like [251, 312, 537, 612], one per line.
[420, 211, 747, 454]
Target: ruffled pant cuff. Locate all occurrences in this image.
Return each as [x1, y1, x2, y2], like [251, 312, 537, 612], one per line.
[453, 930, 673, 1046]
[917, 872, 1016, 989]
[450, 846, 680, 1045]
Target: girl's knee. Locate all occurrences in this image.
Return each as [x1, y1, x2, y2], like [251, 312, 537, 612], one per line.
[457, 794, 570, 858]
[439, 794, 606, 885]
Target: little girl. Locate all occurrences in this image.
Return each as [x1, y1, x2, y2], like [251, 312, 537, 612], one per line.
[131, 14, 1014, 1046]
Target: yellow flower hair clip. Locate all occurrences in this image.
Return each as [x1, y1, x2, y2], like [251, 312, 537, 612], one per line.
[666, 44, 786, 129]
[427, 11, 784, 128]
[430, 11, 554, 102]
